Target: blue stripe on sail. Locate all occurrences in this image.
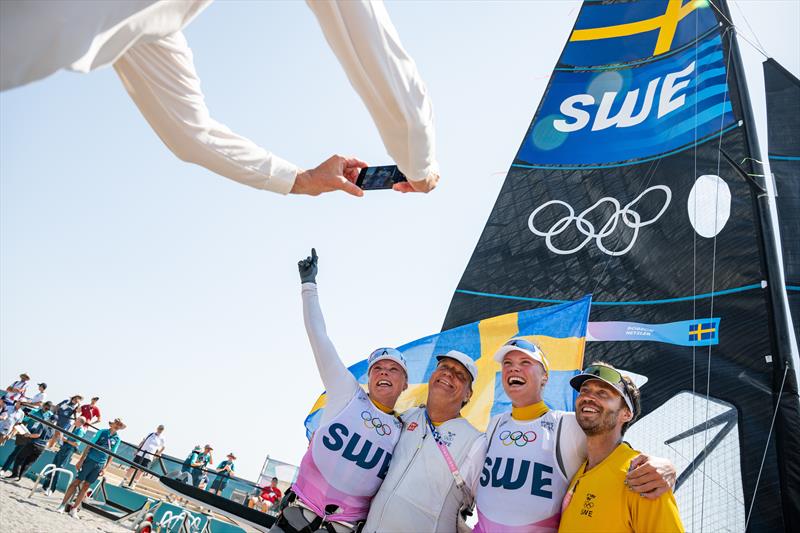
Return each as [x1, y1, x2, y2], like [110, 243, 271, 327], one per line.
[787, 285, 800, 291]
[456, 283, 763, 306]
[697, 51, 724, 69]
[769, 155, 800, 161]
[511, 122, 740, 171]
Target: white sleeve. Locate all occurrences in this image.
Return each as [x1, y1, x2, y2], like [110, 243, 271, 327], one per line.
[113, 32, 298, 194]
[306, 0, 439, 184]
[301, 283, 360, 418]
[557, 413, 588, 480]
[462, 434, 489, 497]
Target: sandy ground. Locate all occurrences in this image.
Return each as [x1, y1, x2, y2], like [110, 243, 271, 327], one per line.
[0, 476, 133, 533]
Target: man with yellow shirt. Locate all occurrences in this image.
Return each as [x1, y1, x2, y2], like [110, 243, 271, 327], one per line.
[559, 363, 684, 532]
[474, 339, 676, 533]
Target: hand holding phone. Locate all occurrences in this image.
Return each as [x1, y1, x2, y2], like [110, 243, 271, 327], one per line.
[356, 165, 408, 190]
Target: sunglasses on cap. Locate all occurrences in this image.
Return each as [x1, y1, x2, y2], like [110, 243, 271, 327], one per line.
[578, 365, 634, 412]
[504, 338, 539, 352]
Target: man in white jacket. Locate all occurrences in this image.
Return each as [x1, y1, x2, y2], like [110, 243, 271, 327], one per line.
[1, 0, 439, 197]
[364, 350, 486, 532]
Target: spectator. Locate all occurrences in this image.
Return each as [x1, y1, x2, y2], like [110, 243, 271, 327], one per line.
[177, 445, 202, 484]
[57, 418, 125, 518]
[47, 395, 83, 449]
[250, 477, 282, 513]
[80, 397, 101, 426]
[0, 399, 26, 445]
[3, 402, 55, 481]
[4, 373, 30, 406]
[125, 424, 166, 488]
[21, 382, 47, 409]
[190, 444, 213, 489]
[1, 401, 54, 472]
[209, 453, 235, 495]
[41, 416, 88, 495]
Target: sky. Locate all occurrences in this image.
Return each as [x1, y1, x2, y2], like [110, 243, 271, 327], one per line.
[1, 0, 798, 481]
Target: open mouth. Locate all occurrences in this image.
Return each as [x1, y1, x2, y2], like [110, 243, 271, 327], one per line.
[376, 379, 393, 388]
[579, 403, 600, 415]
[435, 377, 455, 390]
[506, 375, 527, 388]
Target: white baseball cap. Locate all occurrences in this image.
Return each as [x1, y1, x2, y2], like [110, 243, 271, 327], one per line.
[493, 338, 550, 374]
[368, 347, 408, 375]
[435, 350, 478, 382]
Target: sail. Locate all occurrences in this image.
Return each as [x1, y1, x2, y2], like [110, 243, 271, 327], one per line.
[763, 56, 800, 527]
[444, 0, 798, 530]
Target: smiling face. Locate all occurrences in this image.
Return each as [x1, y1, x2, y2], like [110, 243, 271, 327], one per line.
[368, 360, 408, 409]
[428, 358, 472, 412]
[575, 379, 632, 437]
[501, 350, 548, 407]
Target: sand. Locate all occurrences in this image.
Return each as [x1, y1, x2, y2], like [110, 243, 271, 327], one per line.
[0, 476, 133, 533]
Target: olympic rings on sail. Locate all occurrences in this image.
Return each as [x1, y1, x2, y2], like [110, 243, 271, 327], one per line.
[499, 430, 537, 447]
[361, 410, 392, 436]
[527, 185, 672, 256]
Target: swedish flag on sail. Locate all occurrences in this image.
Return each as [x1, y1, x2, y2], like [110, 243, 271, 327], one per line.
[304, 296, 591, 437]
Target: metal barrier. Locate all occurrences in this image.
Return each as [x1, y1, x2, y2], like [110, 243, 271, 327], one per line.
[28, 463, 73, 497]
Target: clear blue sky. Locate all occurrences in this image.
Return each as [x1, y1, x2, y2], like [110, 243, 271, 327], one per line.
[2, 1, 798, 480]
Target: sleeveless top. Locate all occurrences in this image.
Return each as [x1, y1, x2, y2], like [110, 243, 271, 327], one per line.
[474, 410, 575, 533]
[293, 388, 402, 523]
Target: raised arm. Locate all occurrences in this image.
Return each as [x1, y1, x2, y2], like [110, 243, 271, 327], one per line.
[307, 0, 439, 193]
[299, 249, 360, 418]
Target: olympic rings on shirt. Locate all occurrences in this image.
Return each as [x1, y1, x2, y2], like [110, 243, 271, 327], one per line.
[499, 430, 537, 447]
[361, 411, 392, 436]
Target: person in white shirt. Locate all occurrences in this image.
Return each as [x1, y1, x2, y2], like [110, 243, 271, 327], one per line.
[3, 373, 29, 406]
[1, 1, 439, 197]
[22, 383, 48, 409]
[0, 400, 26, 445]
[363, 350, 486, 533]
[125, 424, 167, 488]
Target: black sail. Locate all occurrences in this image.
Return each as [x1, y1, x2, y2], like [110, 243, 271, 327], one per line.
[444, 1, 798, 530]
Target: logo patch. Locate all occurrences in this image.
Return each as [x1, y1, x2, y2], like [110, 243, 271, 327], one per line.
[406, 422, 418, 432]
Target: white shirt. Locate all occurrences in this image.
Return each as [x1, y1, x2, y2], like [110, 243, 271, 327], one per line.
[0, 0, 438, 192]
[5, 380, 28, 402]
[27, 391, 47, 405]
[0, 409, 25, 435]
[137, 432, 166, 459]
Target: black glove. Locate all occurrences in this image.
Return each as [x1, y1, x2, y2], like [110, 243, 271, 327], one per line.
[298, 248, 318, 284]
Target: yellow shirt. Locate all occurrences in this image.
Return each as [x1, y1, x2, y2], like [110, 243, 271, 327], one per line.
[558, 443, 684, 533]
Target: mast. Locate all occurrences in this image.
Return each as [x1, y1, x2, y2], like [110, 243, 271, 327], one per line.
[718, 1, 800, 527]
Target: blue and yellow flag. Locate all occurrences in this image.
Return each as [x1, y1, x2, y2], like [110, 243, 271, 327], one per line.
[304, 296, 592, 437]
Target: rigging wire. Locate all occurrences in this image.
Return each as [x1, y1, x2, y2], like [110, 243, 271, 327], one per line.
[691, 7, 700, 528]
[744, 363, 790, 531]
[707, 0, 771, 59]
[700, 23, 736, 531]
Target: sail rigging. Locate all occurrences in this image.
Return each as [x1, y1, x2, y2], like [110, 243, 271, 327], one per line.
[443, 0, 800, 530]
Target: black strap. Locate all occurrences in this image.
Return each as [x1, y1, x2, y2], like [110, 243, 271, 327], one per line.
[555, 416, 567, 479]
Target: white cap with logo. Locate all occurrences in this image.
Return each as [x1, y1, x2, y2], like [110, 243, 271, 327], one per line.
[493, 337, 550, 374]
[368, 347, 408, 375]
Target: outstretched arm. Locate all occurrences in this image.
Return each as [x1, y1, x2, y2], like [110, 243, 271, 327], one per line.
[625, 454, 677, 499]
[299, 249, 359, 418]
[307, 0, 440, 193]
[114, 32, 366, 197]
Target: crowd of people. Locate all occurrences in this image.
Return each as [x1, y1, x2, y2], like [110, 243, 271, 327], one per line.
[0, 373, 277, 520]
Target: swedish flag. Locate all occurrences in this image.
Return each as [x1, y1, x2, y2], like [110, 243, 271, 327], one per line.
[304, 296, 592, 436]
[688, 321, 717, 342]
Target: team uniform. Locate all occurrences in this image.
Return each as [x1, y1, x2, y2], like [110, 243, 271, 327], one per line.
[78, 428, 121, 484]
[474, 406, 586, 533]
[42, 425, 87, 490]
[278, 283, 403, 527]
[210, 459, 235, 492]
[559, 443, 684, 533]
[190, 452, 212, 488]
[363, 407, 487, 533]
[9, 410, 55, 479]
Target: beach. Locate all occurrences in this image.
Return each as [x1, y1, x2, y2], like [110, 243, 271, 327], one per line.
[0, 477, 131, 533]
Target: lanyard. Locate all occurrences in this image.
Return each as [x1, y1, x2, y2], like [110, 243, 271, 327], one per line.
[424, 410, 466, 489]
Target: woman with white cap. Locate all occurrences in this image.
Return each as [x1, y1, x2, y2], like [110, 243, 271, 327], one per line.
[270, 249, 408, 532]
[473, 338, 675, 533]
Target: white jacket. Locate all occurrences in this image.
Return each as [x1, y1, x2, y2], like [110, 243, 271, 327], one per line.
[364, 406, 487, 532]
[0, 0, 438, 192]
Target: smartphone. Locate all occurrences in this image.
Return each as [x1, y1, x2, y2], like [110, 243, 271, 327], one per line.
[356, 165, 408, 190]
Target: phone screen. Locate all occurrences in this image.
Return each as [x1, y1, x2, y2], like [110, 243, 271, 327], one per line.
[356, 165, 408, 190]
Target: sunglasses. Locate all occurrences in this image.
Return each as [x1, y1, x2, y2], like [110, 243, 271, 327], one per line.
[579, 365, 634, 412]
[504, 339, 540, 352]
